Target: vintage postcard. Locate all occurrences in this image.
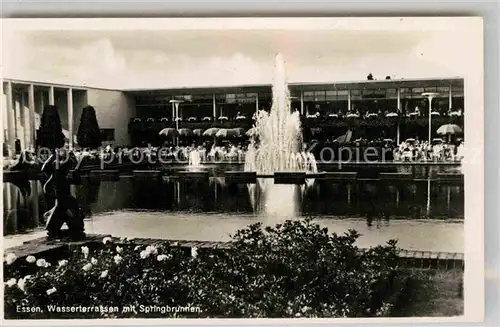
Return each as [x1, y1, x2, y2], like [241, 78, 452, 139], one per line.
[1, 17, 483, 324]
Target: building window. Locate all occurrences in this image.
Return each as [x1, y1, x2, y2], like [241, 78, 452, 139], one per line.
[424, 87, 437, 92]
[437, 86, 450, 93]
[451, 85, 464, 97]
[337, 90, 348, 100]
[412, 87, 424, 94]
[100, 129, 115, 142]
[226, 94, 236, 104]
[386, 88, 397, 97]
[303, 91, 315, 101]
[313, 91, 325, 102]
[326, 90, 337, 101]
[362, 89, 374, 97]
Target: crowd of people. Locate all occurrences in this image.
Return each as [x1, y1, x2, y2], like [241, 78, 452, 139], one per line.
[393, 139, 464, 162]
[4, 137, 464, 171]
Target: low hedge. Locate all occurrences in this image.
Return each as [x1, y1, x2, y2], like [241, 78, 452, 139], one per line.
[4, 218, 418, 319]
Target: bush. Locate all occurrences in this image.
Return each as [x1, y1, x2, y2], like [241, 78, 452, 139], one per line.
[4, 219, 410, 319]
[76, 106, 102, 149]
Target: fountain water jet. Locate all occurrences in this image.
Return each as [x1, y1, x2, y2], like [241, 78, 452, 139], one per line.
[245, 53, 317, 219]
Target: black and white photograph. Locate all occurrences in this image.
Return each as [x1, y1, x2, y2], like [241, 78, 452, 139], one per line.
[1, 17, 483, 322]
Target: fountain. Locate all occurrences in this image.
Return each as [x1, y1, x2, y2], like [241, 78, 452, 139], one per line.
[245, 53, 317, 218]
[188, 148, 202, 168]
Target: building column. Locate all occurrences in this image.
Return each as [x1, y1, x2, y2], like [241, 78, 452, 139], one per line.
[448, 86, 452, 109]
[49, 86, 55, 105]
[212, 94, 216, 120]
[5, 81, 15, 156]
[300, 91, 304, 115]
[20, 91, 29, 150]
[28, 85, 36, 149]
[347, 89, 352, 112]
[67, 88, 74, 149]
[255, 94, 259, 113]
[37, 91, 44, 131]
[396, 87, 401, 144]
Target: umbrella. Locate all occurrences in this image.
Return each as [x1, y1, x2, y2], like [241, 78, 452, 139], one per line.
[232, 128, 246, 137]
[216, 128, 238, 138]
[203, 128, 220, 137]
[158, 128, 179, 137]
[405, 138, 415, 143]
[178, 128, 192, 137]
[246, 128, 257, 137]
[193, 129, 204, 137]
[386, 112, 398, 117]
[437, 124, 462, 135]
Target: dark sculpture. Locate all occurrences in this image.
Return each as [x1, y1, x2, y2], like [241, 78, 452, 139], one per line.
[41, 150, 85, 240]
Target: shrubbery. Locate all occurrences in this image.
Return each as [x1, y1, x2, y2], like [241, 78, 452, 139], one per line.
[4, 219, 412, 319]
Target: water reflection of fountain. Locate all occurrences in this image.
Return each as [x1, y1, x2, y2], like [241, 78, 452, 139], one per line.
[245, 53, 317, 219]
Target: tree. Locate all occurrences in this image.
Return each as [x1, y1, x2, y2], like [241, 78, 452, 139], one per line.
[77, 106, 102, 149]
[36, 105, 65, 150]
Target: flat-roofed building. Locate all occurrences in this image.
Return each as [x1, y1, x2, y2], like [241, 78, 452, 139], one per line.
[2, 77, 464, 151]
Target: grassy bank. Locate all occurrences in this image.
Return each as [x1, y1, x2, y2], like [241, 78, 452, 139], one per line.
[395, 268, 463, 317]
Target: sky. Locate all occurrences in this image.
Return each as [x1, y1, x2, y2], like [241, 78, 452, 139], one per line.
[2, 18, 482, 89]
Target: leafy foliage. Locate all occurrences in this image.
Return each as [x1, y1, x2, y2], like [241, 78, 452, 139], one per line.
[36, 105, 65, 150]
[77, 106, 102, 149]
[4, 219, 411, 319]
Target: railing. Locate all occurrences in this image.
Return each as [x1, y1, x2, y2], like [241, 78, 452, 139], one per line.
[129, 116, 464, 133]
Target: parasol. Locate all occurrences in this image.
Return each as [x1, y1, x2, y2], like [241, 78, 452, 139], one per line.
[178, 128, 192, 137]
[193, 129, 204, 137]
[203, 128, 220, 137]
[436, 124, 462, 135]
[216, 128, 238, 138]
[158, 128, 179, 137]
[246, 128, 257, 137]
[232, 128, 246, 137]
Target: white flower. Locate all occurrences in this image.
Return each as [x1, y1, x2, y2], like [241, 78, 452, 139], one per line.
[100, 270, 109, 278]
[113, 254, 122, 264]
[102, 237, 112, 244]
[191, 247, 198, 258]
[5, 278, 17, 287]
[172, 242, 179, 246]
[134, 245, 141, 251]
[82, 263, 93, 271]
[157, 254, 168, 262]
[81, 246, 89, 259]
[119, 237, 128, 242]
[17, 278, 26, 291]
[36, 258, 47, 267]
[46, 287, 57, 295]
[5, 253, 17, 265]
[91, 257, 98, 265]
[44, 262, 51, 268]
[58, 259, 68, 267]
[140, 250, 149, 259]
[116, 246, 123, 253]
[26, 256, 36, 263]
[145, 245, 158, 254]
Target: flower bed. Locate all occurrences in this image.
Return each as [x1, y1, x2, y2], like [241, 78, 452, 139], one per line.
[4, 219, 418, 319]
